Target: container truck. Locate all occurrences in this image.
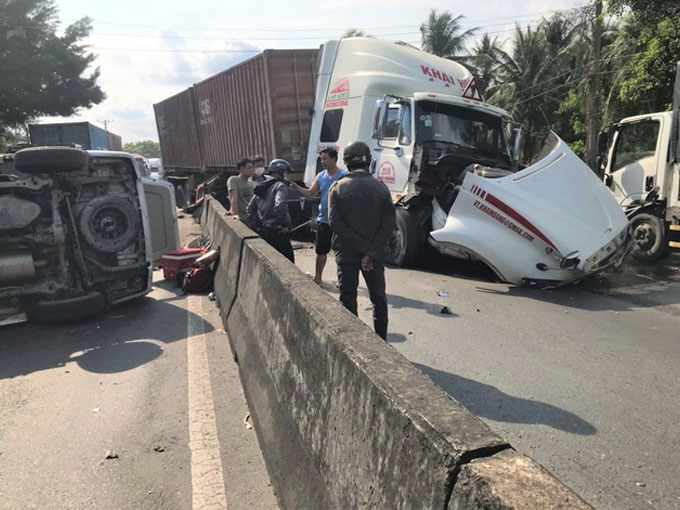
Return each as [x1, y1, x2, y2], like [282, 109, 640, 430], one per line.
[598, 62, 680, 262]
[303, 37, 631, 287]
[154, 49, 317, 214]
[29, 122, 122, 151]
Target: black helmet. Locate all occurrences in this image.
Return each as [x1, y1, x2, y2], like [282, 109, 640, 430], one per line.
[266, 158, 293, 176]
[343, 141, 371, 169]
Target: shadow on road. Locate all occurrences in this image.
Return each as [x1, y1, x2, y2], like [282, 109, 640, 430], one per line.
[0, 285, 215, 380]
[414, 363, 597, 436]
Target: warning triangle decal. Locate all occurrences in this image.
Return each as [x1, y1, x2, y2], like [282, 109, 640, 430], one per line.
[461, 78, 484, 101]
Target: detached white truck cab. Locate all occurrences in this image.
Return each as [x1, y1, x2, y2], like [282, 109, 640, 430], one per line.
[305, 38, 630, 287]
[601, 106, 680, 261]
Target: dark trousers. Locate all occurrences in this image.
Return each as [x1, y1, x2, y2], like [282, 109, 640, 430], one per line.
[337, 261, 388, 340]
[260, 227, 294, 263]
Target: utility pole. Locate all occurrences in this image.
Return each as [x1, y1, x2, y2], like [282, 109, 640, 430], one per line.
[98, 119, 114, 132]
[586, 1, 603, 171]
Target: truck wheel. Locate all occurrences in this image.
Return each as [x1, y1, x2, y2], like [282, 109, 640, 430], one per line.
[175, 184, 187, 209]
[630, 213, 670, 262]
[14, 147, 88, 173]
[384, 207, 422, 266]
[79, 196, 141, 253]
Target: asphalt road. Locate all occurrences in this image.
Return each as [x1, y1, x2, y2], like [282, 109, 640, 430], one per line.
[295, 244, 680, 510]
[0, 219, 277, 510]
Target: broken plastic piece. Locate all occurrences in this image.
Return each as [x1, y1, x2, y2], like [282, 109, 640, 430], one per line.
[105, 450, 118, 459]
[92, 406, 101, 413]
[437, 291, 449, 297]
[440, 306, 453, 315]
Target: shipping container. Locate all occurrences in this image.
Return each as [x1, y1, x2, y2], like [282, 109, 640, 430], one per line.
[108, 132, 123, 151]
[29, 122, 120, 150]
[154, 88, 202, 171]
[154, 48, 318, 173]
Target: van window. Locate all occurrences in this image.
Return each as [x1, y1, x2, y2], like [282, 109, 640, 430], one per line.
[320, 109, 343, 142]
[612, 120, 660, 172]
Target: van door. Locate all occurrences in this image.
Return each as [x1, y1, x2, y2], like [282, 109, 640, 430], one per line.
[607, 119, 661, 205]
[371, 100, 414, 197]
[142, 177, 180, 263]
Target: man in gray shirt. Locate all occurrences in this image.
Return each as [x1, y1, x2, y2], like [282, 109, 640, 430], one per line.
[329, 141, 396, 339]
[227, 158, 254, 220]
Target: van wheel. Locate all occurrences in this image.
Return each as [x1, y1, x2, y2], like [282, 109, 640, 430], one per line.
[630, 213, 670, 262]
[15, 147, 88, 173]
[384, 207, 422, 266]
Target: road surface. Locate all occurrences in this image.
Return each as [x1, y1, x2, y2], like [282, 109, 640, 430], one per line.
[295, 243, 680, 510]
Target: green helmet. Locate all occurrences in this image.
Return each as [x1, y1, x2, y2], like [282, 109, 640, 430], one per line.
[343, 141, 371, 169]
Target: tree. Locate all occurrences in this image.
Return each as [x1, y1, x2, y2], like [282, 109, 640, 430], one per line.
[420, 9, 476, 59]
[467, 34, 503, 94]
[123, 140, 161, 158]
[0, 0, 105, 134]
[341, 28, 371, 38]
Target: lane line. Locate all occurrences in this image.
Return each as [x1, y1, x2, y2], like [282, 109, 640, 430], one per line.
[187, 294, 228, 510]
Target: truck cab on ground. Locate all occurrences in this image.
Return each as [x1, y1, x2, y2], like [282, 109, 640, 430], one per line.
[305, 37, 630, 287]
[0, 147, 178, 325]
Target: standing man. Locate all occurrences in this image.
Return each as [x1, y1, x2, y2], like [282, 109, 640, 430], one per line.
[247, 159, 296, 262]
[329, 141, 396, 340]
[251, 154, 267, 185]
[290, 148, 347, 285]
[227, 158, 254, 220]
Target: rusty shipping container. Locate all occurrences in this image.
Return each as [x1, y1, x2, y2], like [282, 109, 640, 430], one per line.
[107, 132, 123, 151]
[155, 48, 318, 173]
[154, 88, 202, 170]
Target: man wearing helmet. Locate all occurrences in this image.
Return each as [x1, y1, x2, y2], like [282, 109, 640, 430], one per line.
[246, 159, 295, 262]
[328, 141, 396, 339]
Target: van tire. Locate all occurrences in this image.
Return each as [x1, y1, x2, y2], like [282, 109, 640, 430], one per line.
[14, 147, 88, 173]
[630, 213, 670, 262]
[384, 207, 422, 266]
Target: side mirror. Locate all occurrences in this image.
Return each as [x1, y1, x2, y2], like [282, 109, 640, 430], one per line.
[604, 174, 613, 187]
[597, 131, 609, 157]
[511, 128, 522, 161]
[372, 99, 389, 139]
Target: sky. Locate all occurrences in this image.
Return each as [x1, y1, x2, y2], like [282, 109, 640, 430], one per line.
[41, 0, 584, 144]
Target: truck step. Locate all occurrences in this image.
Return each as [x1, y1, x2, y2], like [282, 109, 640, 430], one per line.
[669, 241, 680, 249]
[669, 224, 680, 232]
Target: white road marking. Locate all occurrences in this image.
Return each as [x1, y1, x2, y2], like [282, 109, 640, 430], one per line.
[187, 294, 228, 510]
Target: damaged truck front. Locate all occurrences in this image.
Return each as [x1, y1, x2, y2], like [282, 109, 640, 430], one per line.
[305, 37, 631, 286]
[0, 147, 176, 325]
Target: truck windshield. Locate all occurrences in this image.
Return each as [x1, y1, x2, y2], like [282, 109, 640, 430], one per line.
[415, 100, 511, 167]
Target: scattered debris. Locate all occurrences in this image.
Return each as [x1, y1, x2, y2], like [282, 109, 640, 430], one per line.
[244, 413, 253, 430]
[440, 306, 453, 315]
[208, 292, 216, 301]
[177, 214, 185, 219]
[153, 446, 165, 453]
[564, 310, 569, 314]
[635, 481, 646, 487]
[437, 290, 449, 298]
[92, 406, 101, 413]
[105, 450, 118, 460]
[408, 331, 413, 335]
[476, 308, 480, 312]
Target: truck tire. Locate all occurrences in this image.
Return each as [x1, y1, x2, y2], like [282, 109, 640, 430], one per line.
[79, 196, 141, 253]
[14, 147, 88, 174]
[630, 212, 670, 262]
[175, 183, 187, 209]
[384, 207, 422, 266]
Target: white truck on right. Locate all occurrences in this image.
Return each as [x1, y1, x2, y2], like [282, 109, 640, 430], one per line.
[600, 62, 680, 261]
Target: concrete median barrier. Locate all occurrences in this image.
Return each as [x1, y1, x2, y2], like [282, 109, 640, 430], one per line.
[203, 198, 593, 509]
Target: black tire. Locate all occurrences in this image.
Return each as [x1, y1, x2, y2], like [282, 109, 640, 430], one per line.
[384, 207, 423, 266]
[175, 184, 187, 209]
[14, 147, 88, 174]
[630, 212, 670, 262]
[79, 196, 141, 253]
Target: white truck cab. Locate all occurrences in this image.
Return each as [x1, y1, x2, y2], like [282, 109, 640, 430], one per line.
[601, 110, 680, 261]
[306, 37, 630, 287]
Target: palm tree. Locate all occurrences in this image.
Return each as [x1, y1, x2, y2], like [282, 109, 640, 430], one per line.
[468, 33, 503, 94]
[341, 28, 371, 38]
[420, 9, 477, 59]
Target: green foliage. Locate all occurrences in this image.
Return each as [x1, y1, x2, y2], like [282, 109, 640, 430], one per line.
[341, 28, 372, 38]
[123, 140, 161, 158]
[420, 9, 476, 59]
[0, 0, 105, 134]
[618, 16, 680, 112]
